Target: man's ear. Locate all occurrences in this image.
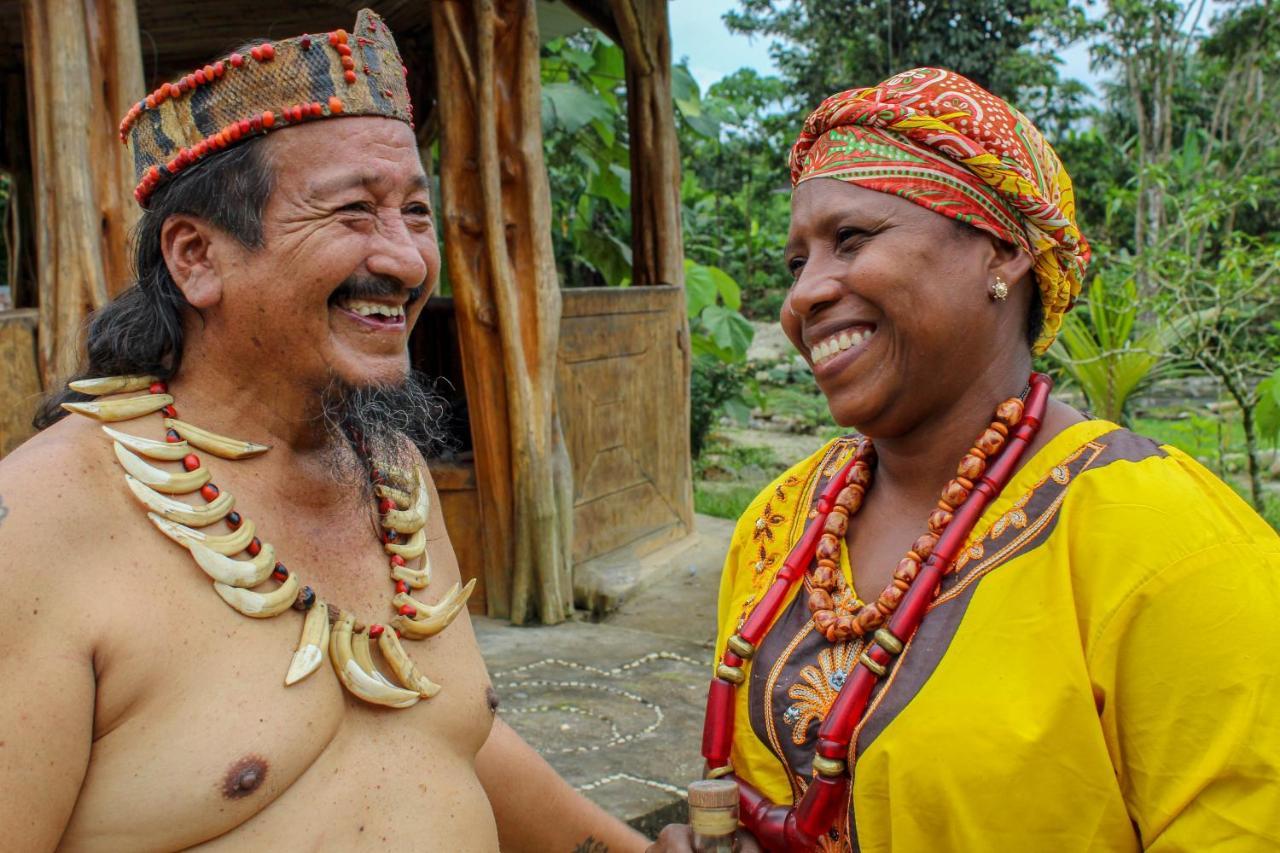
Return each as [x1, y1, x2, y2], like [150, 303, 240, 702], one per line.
[987, 235, 1035, 292]
[161, 214, 225, 309]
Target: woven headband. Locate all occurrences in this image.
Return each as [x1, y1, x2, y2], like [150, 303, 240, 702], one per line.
[120, 8, 412, 207]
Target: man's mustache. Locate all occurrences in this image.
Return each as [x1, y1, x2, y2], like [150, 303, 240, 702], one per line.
[330, 274, 424, 305]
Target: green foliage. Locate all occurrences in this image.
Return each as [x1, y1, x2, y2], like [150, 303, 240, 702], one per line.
[725, 0, 1093, 130]
[1252, 367, 1280, 449]
[1048, 271, 1189, 424]
[542, 33, 722, 289]
[690, 358, 754, 458]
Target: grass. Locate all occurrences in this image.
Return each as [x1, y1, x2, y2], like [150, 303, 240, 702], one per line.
[695, 482, 764, 520]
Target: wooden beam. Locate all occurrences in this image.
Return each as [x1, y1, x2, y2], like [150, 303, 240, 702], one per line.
[22, 0, 144, 385]
[430, 0, 574, 624]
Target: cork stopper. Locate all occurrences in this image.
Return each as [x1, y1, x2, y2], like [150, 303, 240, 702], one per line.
[688, 779, 738, 809]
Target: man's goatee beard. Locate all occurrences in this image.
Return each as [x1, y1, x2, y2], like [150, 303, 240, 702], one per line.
[318, 370, 457, 503]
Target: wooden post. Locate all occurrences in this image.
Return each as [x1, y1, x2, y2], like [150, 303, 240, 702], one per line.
[608, 0, 694, 534]
[22, 0, 144, 385]
[430, 0, 574, 624]
[609, 0, 685, 291]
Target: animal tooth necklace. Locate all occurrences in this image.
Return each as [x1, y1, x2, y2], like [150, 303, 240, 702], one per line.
[701, 373, 1051, 850]
[63, 374, 474, 710]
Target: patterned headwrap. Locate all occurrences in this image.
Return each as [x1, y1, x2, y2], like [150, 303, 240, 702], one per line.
[789, 67, 1090, 353]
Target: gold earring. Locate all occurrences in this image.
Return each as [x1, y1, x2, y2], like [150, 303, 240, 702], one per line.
[988, 275, 1009, 302]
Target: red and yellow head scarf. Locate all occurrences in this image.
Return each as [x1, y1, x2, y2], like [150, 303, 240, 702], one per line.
[789, 67, 1090, 353]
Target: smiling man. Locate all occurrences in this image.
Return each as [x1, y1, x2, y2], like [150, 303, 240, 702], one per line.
[0, 10, 645, 851]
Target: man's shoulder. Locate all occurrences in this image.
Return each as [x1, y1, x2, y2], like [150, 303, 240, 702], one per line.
[0, 416, 134, 587]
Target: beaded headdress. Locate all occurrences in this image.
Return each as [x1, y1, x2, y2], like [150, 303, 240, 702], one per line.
[119, 8, 413, 207]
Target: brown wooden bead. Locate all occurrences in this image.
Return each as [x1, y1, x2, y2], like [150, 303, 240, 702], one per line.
[808, 589, 834, 612]
[877, 584, 905, 611]
[995, 398, 1024, 427]
[835, 485, 864, 514]
[816, 533, 841, 562]
[976, 428, 1005, 457]
[912, 533, 938, 561]
[854, 604, 884, 632]
[831, 615, 856, 641]
[893, 578, 911, 592]
[989, 421, 1009, 437]
[893, 556, 921, 584]
[957, 453, 986, 480]
[927, 508, 953, 535]
[811, 564, 838, 590]
[847, 462, 872, 489]
[816, 557, 837, 570]
[823, 512, 849, 538]
[941, 479, 970, 508]
[855, 440, 876, 462]
[813, 609, 838, 634]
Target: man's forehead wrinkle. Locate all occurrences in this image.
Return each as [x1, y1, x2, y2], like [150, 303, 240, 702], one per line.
[305, 168, 430, 198]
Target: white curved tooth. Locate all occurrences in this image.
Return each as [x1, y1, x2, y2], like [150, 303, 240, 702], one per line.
[384, 526, 426, 559]
[285, 601, 330, 686]
[147, 512, 255, 556]
[113, 442, 211, 494]
[124, 475, 234, 527]
[391, 558, 430, 589]
[214, 573, 298, 618]
[838, 331, 851, 350]
[164, 418, 270, 460]
[377, 628, 442, 698]
[189, 540, 275, 587]
[62, 393, 172, 422]
[375, 485, 412, 510]
[383, 466, 429, 533]
[68, 374, 160, 395]
[102, 426, 190, 460]
[329, 614, 419, 708]
[391, 579, 475, 639]
[351, 629, 400, 689]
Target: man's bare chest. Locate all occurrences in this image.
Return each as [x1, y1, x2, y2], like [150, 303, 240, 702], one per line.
[60, 500, 496, 850]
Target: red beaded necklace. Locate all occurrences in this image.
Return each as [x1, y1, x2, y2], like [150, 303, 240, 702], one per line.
[701, 373, 1052, 849]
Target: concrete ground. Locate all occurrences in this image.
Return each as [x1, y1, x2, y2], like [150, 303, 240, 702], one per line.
[473, 513, 736, 837]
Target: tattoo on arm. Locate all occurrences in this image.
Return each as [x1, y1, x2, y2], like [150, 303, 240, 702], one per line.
[572, 838, 609, 853]
[0, 494, 8, 529]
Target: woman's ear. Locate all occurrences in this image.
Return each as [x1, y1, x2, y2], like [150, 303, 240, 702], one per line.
[987, 235, 1035, 292]
[161, 214, 224, 310]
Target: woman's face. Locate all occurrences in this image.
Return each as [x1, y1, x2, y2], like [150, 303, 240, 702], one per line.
[782, 178, 1029, 436]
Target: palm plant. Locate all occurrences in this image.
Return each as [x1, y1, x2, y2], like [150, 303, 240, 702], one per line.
[1048, 272, 1190, 425]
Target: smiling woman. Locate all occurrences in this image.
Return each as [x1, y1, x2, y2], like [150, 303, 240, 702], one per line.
[662, 67, 1280, 853]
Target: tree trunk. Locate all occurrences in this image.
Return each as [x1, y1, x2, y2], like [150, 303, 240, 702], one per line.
[430, 0, 573, 624]
[1240, 396, 1266, 512]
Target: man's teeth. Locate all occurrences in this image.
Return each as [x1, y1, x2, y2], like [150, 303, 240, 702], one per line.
[339, 299, 405, 319]
[812, 328, 872, 363]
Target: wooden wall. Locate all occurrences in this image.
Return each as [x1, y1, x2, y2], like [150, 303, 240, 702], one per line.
[557, 286, 693, 562]
[0, 309, 39, 455]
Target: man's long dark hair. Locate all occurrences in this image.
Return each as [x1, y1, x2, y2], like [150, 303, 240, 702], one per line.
[33, 139, 273, 429]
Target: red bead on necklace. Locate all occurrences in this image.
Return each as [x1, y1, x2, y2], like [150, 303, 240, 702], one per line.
[701, 373, 1052, 850]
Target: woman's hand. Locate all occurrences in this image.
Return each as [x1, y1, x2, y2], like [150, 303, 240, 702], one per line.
[646, 824, 763, 852]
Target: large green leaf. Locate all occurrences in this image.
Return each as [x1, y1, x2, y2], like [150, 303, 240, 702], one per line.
[701, 304, 755, 361]
[587, 163, 630, 210]
[541, 81, 612, 134]
[684, 260, 742, 316]
[576, 230, 632, 287]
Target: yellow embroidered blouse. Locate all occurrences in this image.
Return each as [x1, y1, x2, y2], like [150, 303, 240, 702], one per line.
[715, 420, 1280, 852]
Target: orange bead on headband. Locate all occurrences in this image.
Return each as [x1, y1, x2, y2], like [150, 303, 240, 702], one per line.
[789, 67, 1090, 353]
[120, 8, 413, 208]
